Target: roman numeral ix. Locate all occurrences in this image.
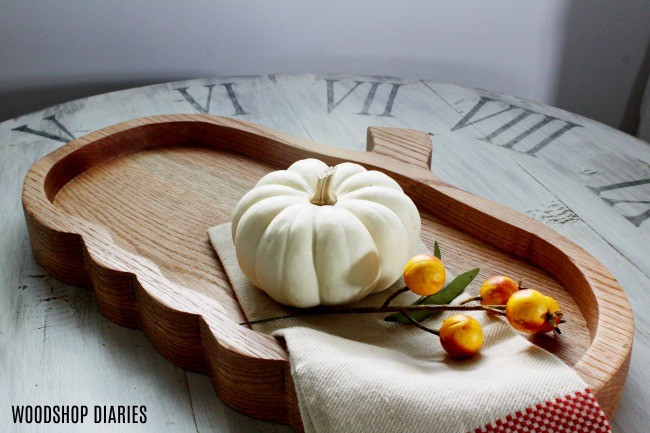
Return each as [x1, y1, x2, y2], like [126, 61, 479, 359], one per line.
[175, 83, 250, 116]
[12, 115, 75, 143]
[325, 79, 402, 117]
[451, 96, 580, 156]
[588, 178, 650, 227]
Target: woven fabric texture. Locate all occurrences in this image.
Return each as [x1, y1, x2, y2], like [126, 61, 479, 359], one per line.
[209, 223, 609, 433]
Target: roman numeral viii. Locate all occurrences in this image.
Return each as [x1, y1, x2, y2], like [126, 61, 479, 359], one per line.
[325, 79, 402, 117]
[588, 178, 650, 227]
[12, 115, 75, 143]
[452, 96, 580, 156]
[175, 83, 249, 116]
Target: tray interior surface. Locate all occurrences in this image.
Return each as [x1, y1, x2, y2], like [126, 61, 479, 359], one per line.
[51, 140, 591, 367]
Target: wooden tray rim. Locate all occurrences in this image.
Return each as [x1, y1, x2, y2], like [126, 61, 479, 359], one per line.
[21, 114, 633, 426]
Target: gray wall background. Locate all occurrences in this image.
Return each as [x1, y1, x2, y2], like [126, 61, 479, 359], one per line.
[1, 0, 649, 133]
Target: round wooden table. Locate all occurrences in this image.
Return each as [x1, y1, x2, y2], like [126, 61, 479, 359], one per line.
[1, 74, 648, 432]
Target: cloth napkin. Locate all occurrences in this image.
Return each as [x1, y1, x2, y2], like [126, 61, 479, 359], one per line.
[209, 223, 610, 433]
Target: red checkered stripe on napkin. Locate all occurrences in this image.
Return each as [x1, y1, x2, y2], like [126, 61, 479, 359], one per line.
[473, 388, 610, 433]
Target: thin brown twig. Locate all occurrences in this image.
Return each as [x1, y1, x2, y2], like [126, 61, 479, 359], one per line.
[459, 296, 482, 305]
[398, 308, 439, 336]
[241, 303, 506, 326]
[381, 287, 409, 308]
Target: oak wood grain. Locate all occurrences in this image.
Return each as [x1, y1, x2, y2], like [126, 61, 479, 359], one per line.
[21, 114, 633, 430]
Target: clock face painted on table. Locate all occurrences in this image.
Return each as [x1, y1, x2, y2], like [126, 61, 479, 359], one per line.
[2, 74, 648, 432]
[7, 74, 650, 243]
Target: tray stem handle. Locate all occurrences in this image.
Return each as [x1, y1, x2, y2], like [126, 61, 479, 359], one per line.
[366, 127, 433, 170]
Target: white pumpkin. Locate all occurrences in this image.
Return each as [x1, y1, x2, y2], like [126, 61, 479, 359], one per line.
[231, 158, 421, 308]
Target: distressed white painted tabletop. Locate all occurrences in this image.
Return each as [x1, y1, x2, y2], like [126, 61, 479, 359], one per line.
[1, 74, 648, 433]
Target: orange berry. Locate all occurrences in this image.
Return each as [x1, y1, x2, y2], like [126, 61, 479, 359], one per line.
[505, 289, 562, 333]
[439, 314, 484, 358]
[479, 276, 519, 305]
[403, 254, 446, 297]
[536, 296, 562, 334]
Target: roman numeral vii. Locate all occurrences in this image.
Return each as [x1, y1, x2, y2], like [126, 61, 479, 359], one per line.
[325, 79, 402, 117]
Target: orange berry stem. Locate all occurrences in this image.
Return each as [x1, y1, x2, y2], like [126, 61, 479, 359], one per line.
[459, 296, 482, 305]
[398, 309, 440, 336]
[381, 287, 409, 308]
[240, 304, 506, 326]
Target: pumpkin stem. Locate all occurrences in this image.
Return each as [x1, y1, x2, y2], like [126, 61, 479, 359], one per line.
[310, 166, 337, 205]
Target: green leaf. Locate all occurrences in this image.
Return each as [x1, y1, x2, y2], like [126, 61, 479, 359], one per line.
[384, 268, 480, 323]
[414, 296, 427, 305]
[433, 241, 441, 260]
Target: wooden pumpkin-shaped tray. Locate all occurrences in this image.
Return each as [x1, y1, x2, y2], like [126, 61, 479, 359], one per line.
[22, 115, 632, 431]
